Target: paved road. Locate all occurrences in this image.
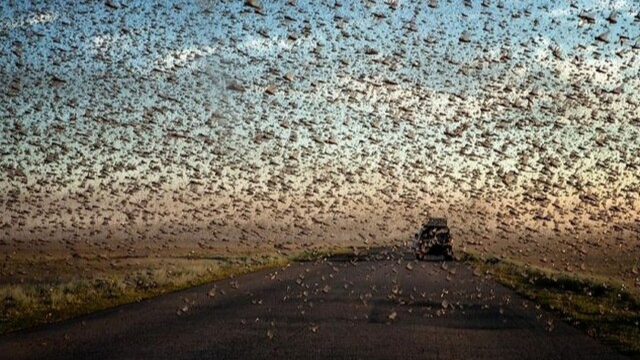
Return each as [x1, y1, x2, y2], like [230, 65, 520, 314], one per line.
[1, 249, 631, 360]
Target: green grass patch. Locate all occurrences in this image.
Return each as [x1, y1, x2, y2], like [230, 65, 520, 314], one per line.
[463, 251, 640, 357]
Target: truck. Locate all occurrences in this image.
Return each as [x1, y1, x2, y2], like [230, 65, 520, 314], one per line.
[412, 218, 454, 261]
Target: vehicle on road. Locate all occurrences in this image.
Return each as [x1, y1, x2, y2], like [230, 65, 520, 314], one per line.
[412, 217, 454, 261]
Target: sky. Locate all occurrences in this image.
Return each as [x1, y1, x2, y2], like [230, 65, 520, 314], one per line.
[1, 0, 639, 264]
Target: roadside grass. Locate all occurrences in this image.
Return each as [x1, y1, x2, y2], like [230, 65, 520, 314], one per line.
[290, 246, 356, 262]
[462, 251, 640, 358]
[0, 253, 291, 334]
[0, 246, 363, 335]
[9, 243, 637, 358]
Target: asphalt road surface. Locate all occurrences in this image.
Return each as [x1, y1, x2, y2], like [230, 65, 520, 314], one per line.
[1, 249, 631, 360]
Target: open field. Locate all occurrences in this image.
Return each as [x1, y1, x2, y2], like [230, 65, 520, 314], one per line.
[0, 249, 288, 334]
[0, 244, 356, 334]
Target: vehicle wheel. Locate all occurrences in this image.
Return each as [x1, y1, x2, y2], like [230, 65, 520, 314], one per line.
[444, 249, 454, 261]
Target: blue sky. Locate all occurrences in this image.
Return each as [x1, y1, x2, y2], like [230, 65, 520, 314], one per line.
[0, 0, 638, 251]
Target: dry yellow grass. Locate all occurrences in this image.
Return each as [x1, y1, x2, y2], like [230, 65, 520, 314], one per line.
[0, 252, 293, 334]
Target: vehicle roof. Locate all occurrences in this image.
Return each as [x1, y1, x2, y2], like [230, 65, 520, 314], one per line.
[423, 218, 448, 228]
